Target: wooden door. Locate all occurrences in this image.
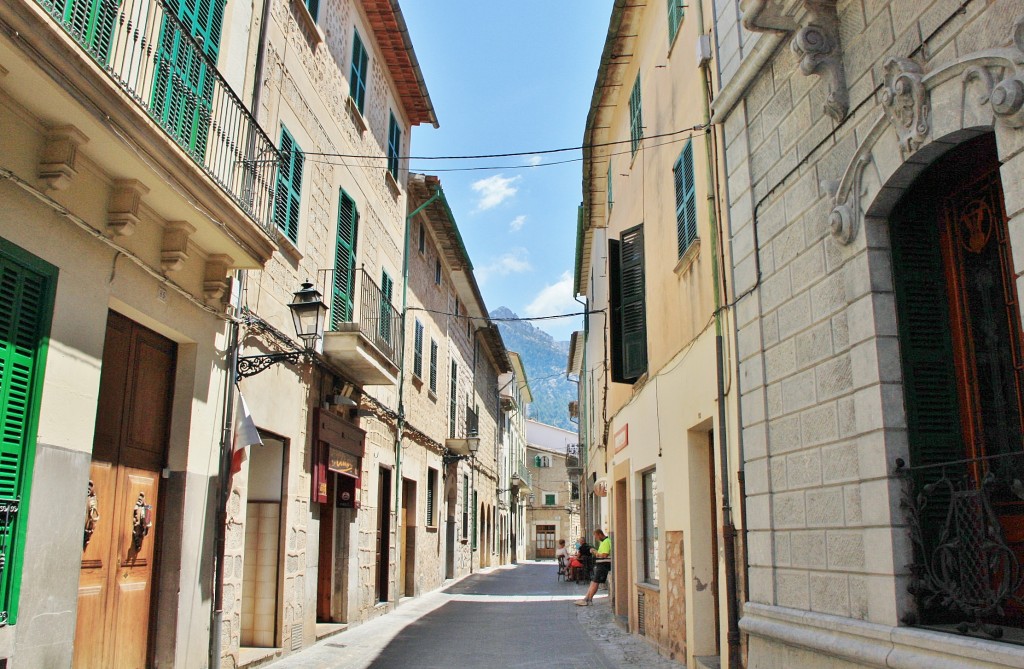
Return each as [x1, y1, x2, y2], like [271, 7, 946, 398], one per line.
[535, 525, 555, 558]
[316, 470, 334, 622]
[400, 479, 416, 597]
[375, 467, 391, 603]
[75, 312, 175, 669]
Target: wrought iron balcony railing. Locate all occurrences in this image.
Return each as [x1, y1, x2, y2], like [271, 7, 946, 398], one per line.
[0, 497, 20, 626]
[896, 451, 1024, 639]
[513, 462, 532, 489]
[37, 0, 278, 233]
[352, 269, 402, 368]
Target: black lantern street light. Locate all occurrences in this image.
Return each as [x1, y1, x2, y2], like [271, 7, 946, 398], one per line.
[237, 282, 328, 379]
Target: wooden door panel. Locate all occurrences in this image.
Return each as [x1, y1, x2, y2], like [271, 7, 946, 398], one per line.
[91, 314, 130, 463]
[124, 332, 175, 470]
[74, 461, 115, 669]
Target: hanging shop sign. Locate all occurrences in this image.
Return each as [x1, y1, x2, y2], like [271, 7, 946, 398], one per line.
[312, 408, 365, 505]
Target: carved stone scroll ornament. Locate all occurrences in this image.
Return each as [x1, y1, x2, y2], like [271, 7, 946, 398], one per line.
[881, 58, 929, 156]
[827, 155, 871, 245]
[742, 0, 849, 121]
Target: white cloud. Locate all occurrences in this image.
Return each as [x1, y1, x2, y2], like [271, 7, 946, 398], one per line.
[471, 174, 521, 211]
[525, 155, 543, 167]
[476, 248, 532, 283]
[524, 271, 577, 318]
[509, 215, 526, 232]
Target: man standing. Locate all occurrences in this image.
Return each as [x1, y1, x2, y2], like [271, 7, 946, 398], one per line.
[575, 529, 611, 606]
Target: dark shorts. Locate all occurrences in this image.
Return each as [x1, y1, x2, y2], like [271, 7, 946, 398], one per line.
[593, 561, 611, 584]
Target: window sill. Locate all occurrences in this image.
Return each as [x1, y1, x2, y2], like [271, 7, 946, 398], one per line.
[411, 375, 423, 390]
[427, 389, 437, 402]
[425, 525, 438, 533]
[673, 238, 700, 276]
[384, 169, 402, 197]
[637, 581, 660, 592]
[290, 0, 324, 46]
[346, 96, 368, 134]
[276, 229, 304, 263]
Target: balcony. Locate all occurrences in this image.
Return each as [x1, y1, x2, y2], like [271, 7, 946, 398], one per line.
[566, 443, 583, 477]
[322, 269, 402, 386]
[445, 411, 479, 456]
[896, 451, 1024, 640]
[4, 0, 278, 264]
[511, 462, 532, 494]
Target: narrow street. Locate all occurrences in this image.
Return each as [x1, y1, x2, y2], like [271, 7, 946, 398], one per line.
[265, 562, 686, 669]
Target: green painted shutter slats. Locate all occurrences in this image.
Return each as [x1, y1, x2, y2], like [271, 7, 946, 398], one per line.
[429, 340, 438, 392]
[413, 320, 424, 378]
[274, 127, 303, 244]
[387, 113, 401, 179]
[449, 361, 458, 439]
[629, 75, 643, 156]
[674, 141, 698, 257]
[608, 238, 625, 383]
[619, 225, 648, 380]
[54, 0, 119, 60]
[0, 246, 56, 625]
[667, 0, 684, 45]
[152, 0, 224, 158]
[426, 469, 435, 526]
[332, 191, 358, 328]
[379, 270, 393, 344]
[350, 31, 369, 114]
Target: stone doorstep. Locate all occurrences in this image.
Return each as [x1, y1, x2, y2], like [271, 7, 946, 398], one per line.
[695, 655, 722, 669]
[314, 623, 348, 640]
[238, 645, 283, 669]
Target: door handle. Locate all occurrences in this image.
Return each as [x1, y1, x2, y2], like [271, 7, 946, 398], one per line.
[131, 492, 152, 551]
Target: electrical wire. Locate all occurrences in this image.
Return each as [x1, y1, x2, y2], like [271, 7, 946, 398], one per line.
[405, 306, 604, 322]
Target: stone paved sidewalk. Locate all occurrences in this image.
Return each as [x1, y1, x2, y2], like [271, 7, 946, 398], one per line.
[260, 562, 687, 669]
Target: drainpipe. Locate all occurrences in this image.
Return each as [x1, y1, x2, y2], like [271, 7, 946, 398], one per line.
[695, 0, 741, 666]
[211, 272, 243, 669]
[395, 184, 442, 521]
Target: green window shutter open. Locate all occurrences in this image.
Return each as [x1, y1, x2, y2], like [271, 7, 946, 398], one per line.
[629, 75, 643, 156]
[449, 361, 458, 438]
[413, 320, 424, 378]
[332, 191, 358, 328]
[54, 0, 119, 60]
[388, 113, 402, 179]
[608, 238, 626, 383]
[306, 0, 319, 21]
[350, 31, 369, 114]
[0, 243, 56, 625]
[152, 0, 224, 158]
[426, 469, 436, 526]
[379, 270, 393, 344]
[273, 127, 303, 244]
[667, 0, 684, 45]
[429, 340, 438, 392]
[674, 141, 698, 257]
[620, 225, 648, 380]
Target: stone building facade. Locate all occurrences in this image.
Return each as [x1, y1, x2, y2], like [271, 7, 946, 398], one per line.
[713, 0, 1024, 667]
[524, 421, 581, 560]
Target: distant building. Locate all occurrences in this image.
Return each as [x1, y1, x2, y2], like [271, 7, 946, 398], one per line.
[525, 421, 581, 560]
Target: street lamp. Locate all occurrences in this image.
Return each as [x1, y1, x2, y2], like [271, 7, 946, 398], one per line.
[443, 436, 480, 465]
[237, 282, 328, 379]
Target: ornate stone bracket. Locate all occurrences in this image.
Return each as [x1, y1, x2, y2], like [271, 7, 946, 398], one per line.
[881, 57, 929, 156]
[107, 179, 150, 237]
[38, 125, 89, 191]
[742, 0, 848, 121]
[161, 221, 195, 273]
[203, 254, 234, 304]
[827, 15, 1024, 246]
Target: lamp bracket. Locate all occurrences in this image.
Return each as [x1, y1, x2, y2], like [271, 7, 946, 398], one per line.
[442, 453, 473, 467]
[236, 351, 303, 380]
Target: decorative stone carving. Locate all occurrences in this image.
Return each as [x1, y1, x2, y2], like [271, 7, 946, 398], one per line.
[742, 0, 848, 121]
[107, 179, 150, 237]
[827, 156, 871, 245]
[38, 125, 89, 191]
[963, 17, 1024, 129]
[203, 254, 234, 304]
[881, 58, 929, 156]
[161, 221, 195, 273]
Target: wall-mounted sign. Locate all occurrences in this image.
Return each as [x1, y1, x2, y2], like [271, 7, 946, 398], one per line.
[614, 424, 629, 453]
[593, 477, 609, 497]
[328, 448, 359, 478]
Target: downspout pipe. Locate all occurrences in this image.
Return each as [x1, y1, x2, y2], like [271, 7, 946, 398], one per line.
[695, 0, 741, 666]
[396, 185, 442, 515]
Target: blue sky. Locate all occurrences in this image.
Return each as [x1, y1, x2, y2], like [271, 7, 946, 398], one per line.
[401, 2, 610, 341]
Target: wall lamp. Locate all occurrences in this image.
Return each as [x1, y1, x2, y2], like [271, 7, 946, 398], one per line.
[237, 282, 327, 379]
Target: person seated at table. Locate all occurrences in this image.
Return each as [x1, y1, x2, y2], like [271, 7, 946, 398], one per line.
[555, 539, 570, 561]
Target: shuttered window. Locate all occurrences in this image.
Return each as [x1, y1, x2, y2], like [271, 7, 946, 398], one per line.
[413, 320, 424, 378]
[426, 468, 437, 526]
[152, 0, 224, 158]
[379, 270, 393, 344]
[667, 0, 684, 45]
[387, 113, 402, 180]
[332, 191, 358, 327]
[673, 141, 698, 257]
[305, 0, 319, 21]
[54, 0, 118, 60]
[0, 242, 57, 625]
[472, 490, 478, 550]
[629, 75, 643, 156]
[462, 474, 469, 539]
[449, 361, 458, 439]
[429, 340, 438, 393]
[611, 225, 647, 381]
[273, 126, 303, 244]
[609, 238, 625, 383]
[350, 30, 369, 114]
[607, 163, 614, 213]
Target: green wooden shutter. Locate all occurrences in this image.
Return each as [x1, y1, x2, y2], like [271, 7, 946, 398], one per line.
[890, 206, 965, 536]
[152, 0, 224, 158]
[450, 361, 458, 438]
[620, 225, 648, 380]
[608, 238, 626, 383]
[674, 141, 698, 257]
[472, 490, 478, 550]
[426, 469, 435, 526]
[305, 0, 319, 21]
[429, 340, 438, 392]
[54, 0, 118, 61]
[332, 191, 358, 328]
[413, 320, 423, 378]
[0, 245, 56, 625]
[379, 270, 393, 344]
[350, 31, 368, 114]
[667, 0, 683, 44]
[273, 127, 303, 244]
[629, 75, 643, 155]
[388, 113, 401, 179]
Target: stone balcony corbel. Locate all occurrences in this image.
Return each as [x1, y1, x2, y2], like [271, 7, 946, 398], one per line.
[161, 221, 196, 273]
[107, 179, 150, 237]
[203, 254, 234, 305]
[740, 0, 849, 121]
[38, 125, 89, 191]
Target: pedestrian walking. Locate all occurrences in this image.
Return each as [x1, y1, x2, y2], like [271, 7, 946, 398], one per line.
[576, 529, 611, 606]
